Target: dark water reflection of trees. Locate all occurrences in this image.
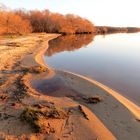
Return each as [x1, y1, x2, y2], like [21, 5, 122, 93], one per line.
[46, 34, 95, 56]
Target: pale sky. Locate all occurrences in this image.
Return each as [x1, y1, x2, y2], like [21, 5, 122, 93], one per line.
[0, 0, 140, 27]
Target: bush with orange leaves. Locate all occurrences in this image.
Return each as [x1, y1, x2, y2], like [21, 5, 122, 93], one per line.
[0, 11, 32, 35]
[16, 10, 95, 34]
[0, 8, 95, 35]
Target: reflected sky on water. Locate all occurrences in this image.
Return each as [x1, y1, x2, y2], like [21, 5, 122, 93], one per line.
[45, 33, 140, 105]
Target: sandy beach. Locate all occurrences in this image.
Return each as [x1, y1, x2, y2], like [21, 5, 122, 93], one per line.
[0, 33, 140, 140]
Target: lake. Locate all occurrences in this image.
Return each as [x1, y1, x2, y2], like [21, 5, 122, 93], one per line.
[44, 33, 140, 105]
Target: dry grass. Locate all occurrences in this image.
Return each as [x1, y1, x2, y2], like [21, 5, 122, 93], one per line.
[83, 96, 102, 104]
[20, 105, 68, 133]
[27, 66, 48, 74]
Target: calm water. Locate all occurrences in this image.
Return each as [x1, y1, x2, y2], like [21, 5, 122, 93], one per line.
[44, 33, 140, 105]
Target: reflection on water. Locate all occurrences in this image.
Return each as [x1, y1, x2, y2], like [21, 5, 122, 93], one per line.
[45, 33, 140, 105]
[46, 34, 95, 56]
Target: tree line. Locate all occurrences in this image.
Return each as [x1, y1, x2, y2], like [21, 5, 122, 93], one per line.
[96, 26, 140, 34]
[0, 11, 32, 35]
[0, 7, 95, 35]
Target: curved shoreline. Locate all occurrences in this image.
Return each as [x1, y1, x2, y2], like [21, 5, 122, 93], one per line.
[21, 33, 140, 139]
[29, 34, 140, 121]
[60, 70, 140, 121]
[21, 34, 117, 139]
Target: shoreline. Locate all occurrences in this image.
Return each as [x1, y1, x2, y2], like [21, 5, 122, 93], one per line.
[60, 70, 140, 121]
[29, 33, 140, 121]
[0, 33, 140, 139]
[21, 34, 117, 139]
[24, 33, 140, 139]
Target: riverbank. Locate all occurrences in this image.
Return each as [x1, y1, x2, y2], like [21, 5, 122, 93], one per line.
[0, 33, 140, 140]
[22, 33, 140, 139]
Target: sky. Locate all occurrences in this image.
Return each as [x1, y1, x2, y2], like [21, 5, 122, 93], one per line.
[0, 0, 140, 27]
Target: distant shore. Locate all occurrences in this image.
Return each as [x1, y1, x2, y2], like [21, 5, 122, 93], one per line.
[95, 26, 140, 34]
[0, 33, 140, 140]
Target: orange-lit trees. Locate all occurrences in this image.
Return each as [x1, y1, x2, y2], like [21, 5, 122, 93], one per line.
[29, 10, 45, 32]
[0, 8, 95, 35]
[65, 14, 95, 34]
[29, 10, 54, 33]
[0, 11, 32, 35]
[50, 13, 69, 33]
[28, 10, 95, 34]
[0, 11, 7, 34]
[8, 12, 32, 34]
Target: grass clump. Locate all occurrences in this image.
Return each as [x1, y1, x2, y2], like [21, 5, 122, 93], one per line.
[20, 107, 42, 132]
[20, 105, 68, 133]
[45, 106, 68, 119]
[83, 96, 102, 104]
[6, 42, 21, 47]
[28, 66, 48, 73]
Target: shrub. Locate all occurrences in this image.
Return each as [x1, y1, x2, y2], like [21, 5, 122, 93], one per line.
[0, 11, 32, 35]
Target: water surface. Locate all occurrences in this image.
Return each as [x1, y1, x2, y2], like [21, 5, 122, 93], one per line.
[44, 33, 140, 105]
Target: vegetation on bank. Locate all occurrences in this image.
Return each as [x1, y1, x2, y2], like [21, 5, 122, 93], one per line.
[96, 26, 140, 34]
[0, 7, 95, 35]
[0, 11, 32, 35]
[0, 4, 140, 35]
[20, 105, 68, 133]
